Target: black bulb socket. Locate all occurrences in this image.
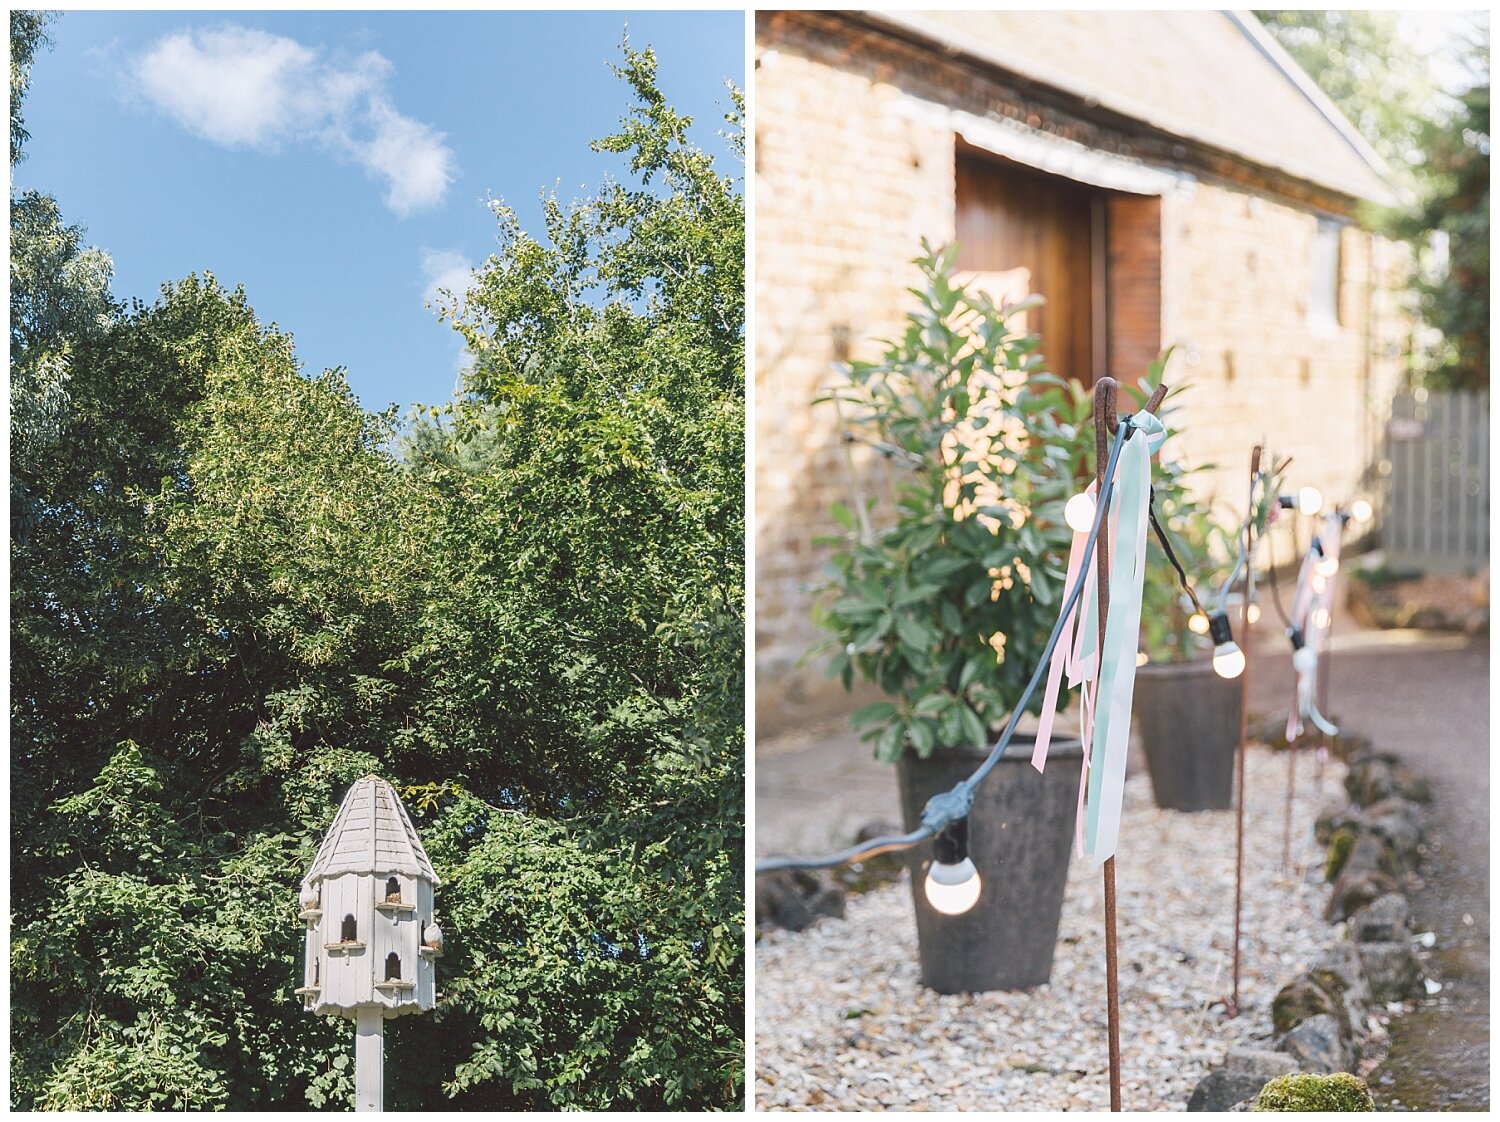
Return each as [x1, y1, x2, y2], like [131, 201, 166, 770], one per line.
[1287, 626, 1305, 651]
[932, 819, 969, 866]
[1208, 609, 1235, 646]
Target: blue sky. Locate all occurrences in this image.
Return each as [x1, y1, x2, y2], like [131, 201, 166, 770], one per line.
[18, 10, 745, 412]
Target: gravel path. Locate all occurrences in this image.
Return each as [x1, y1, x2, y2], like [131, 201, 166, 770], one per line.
[755, 746, 1341, 1111]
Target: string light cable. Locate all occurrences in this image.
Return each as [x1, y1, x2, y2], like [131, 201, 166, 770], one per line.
[756, 415, 1141, 878]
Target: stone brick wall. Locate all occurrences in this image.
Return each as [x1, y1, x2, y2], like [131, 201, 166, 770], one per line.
[754, 12, 1410, 737]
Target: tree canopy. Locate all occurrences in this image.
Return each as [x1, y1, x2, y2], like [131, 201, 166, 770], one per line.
[10, 18, 744, 1110]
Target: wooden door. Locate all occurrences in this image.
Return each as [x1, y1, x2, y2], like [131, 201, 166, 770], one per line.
[955, 148, 1103, 385]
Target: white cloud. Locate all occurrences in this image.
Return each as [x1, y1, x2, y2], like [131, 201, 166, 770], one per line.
[131, 25, 454, 214]
[419, 248, 474, 310]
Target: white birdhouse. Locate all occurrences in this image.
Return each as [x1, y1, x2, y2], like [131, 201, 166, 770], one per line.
[297, 775, 443, 1110]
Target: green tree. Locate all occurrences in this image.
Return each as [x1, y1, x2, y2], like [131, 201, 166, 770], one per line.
[409, 44, 746, 1104]
[1408, 65, 1489, 390]
[11, 30, 745, 1111]
[1255, 10, 1439, 185]
[10, 10, 117, 532]
[11, 9, 53, 165]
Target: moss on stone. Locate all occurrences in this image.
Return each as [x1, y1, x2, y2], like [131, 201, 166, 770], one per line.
[1309, 967, 1350, 1003]
[1253, 1072, 1375, 1111]
[1271, 976, 1339, 1035]
[1325, 826, 1357, 881]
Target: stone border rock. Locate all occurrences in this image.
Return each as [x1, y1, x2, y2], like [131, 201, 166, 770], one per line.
[1186, 738, 1434, 1111]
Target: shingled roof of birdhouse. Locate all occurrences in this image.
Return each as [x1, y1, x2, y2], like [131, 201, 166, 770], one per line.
[304, 775, 440, 885]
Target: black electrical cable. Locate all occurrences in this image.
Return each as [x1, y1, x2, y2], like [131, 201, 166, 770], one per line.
[1265, 531, 1294, 630]
[755, 418, 1137, 876]
[1146, 492, 1208, 618]
[1214, 463, 1271, 615]
[753, 828, 933, 873]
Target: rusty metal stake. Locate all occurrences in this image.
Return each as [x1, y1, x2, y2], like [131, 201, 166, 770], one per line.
[1283, 683, 1298, 872]
[1091, 378, 1167, 1112]
[1093, 378, 1123, 1114]
[1229, 444, 1261, 1019]
[1318, 559, 1336, 783]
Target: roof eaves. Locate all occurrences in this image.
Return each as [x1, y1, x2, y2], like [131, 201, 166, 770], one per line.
[1225, 10, 1409, 208]
[851, 9, 1404, 209]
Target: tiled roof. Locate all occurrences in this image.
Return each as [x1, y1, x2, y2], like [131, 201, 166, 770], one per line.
[304, 775, 439, 885]
[868, 10, 1400, 207]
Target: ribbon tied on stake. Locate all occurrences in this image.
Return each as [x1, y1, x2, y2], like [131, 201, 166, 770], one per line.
[1032, 409, 1167, 867]
[1286, 510, 1343, 742]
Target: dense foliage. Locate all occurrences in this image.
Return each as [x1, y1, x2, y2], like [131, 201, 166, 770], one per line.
[814, 244, 1076, 760]
[11, 22, 744, 1111]
[1406, 77, 1489, 391]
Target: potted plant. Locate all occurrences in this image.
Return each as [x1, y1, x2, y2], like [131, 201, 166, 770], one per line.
[814, 242, 1084, 993]
[1130, 425, 1244, 811]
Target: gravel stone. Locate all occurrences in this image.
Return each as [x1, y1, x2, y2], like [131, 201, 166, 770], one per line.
[755, 747, 1342, 1110]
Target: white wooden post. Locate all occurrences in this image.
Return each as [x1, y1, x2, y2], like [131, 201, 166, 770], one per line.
[355, 1006, 384, 1112]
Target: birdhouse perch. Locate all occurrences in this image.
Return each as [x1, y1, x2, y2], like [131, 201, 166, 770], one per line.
[298, 775, 443, 1111]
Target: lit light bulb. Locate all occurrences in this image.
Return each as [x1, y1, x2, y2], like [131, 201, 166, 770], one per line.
[1247, 603, 1262, 624]
[1136, 650, 1149, 667]
[1312, 608, 1332, 629]
[1351, 499, 1374, 524]
[1207, 610, 1245, 679]
[1213, 643, 1246, 679]
[1298, 487, 1324, 516]
[1316, 554, 1340, 577]
[1312, 573, 1327, 595]
[1188, 612, 1210, 635]
[924, 858, 982, 916]
[1064, 491, 1097, 533]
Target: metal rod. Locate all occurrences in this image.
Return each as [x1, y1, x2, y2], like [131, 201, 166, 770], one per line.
[1229, 445, 1261, 1018]
[1091, 378, 1164, 1112]
[355, 1006, 384, 1112]
[1283, 700, 1297, 870]
[1317, 547, 1336, 784]
[1283, 669, 1300, 870]
[1093, 378, 1123, 1113]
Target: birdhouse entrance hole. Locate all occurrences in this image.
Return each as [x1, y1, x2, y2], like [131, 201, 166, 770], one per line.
[385, 953, 401, 981]
[342, 914, 358, 942]
[385, 876, 401, 902]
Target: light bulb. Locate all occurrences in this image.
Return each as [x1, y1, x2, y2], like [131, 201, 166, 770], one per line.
[1292, 646, 1317, 675]
[1188, 612, 1210, 635]
[1213, 642, 1246, 679]
[1312, 608, 1332, 629]
[1316, 554, 1340, 577]
[1136, 650, 1149, 667]
[924, 858, 982, 915]
[1298, 487, 1324, 516]
[1351, 499, 1374, 524]
[1312, 573, 1327, 595]
[1247, 603, 1262, 624]
[1064, 491, 1096, 533]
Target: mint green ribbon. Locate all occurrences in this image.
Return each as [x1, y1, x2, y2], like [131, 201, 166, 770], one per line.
[1084, 412, 1167, 864]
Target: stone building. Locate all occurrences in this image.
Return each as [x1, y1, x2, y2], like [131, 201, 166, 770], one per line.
[754, 10, 1412, 735]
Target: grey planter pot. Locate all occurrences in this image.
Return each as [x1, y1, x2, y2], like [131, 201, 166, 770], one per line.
[896, 733, 1083, 994]
[1134, 659, 1241, 812]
